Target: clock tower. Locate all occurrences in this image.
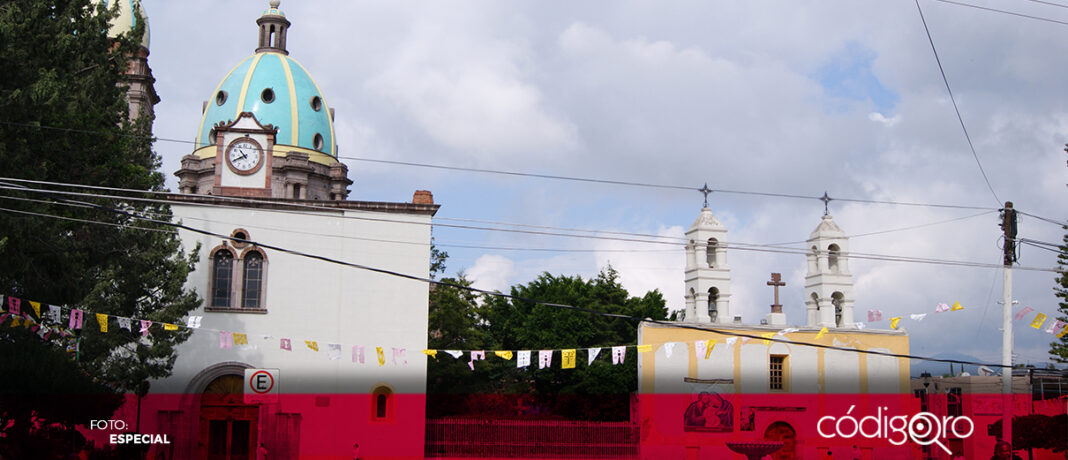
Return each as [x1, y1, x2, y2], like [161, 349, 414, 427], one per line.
[176, 1, 351, 200]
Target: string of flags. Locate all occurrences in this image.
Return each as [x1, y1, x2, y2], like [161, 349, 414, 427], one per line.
[2, 293, 1064, 373]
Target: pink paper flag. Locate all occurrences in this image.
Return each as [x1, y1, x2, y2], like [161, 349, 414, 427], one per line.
[1014, 307, 1034, 321]
[694, 340, 707, 359]
[392, 347, 407, 366]
[867, 309, 882, 322]
[611, 346, 626, 365]
[7, 297, 20, 316]
[538, 350, 553, 369]
[935, 303, 950, 313]
[468, 350, 485, 370]
[352, 345, 365, 363]
[517, 351, 531, 368]
[219, 331, 233, 349]
[280, 338, 292, 351]
[69, 309, 84, 329]
[140, 320, 152, 336]
[1045, 320, 1064, 335]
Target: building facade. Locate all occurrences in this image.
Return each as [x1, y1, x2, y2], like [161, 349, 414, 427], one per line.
[101, 2, 437, 459]
[639, 207, 913, 460]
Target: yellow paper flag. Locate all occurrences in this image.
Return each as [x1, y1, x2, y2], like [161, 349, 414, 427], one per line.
[305, 340, 319, 351]
[423, 349, 438, 358]
[376, 347, 386, 366]
[494, 350, 514, 360]
[890, 317, 902, 329]
[10, 316, 20, 327]
[951, 301, 964, 311]
[636, 344, 653, 353]
[815, 327, 828, 340]
[163, 323, 178, 331]
[705, 340, 715, 359]
[96, 313, 108, 333]
[761, 332, 776, 346]
[561, 349, 577, 369]
[29, 301, 41, 318]
[233, 333, 248, 345]
[1030, 313, 1047, 330]
[1058, 327, 1068, 338]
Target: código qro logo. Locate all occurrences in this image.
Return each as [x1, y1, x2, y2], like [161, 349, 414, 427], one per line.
[817, 405, 974, 454]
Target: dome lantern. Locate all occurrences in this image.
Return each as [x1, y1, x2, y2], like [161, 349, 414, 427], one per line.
[256, 0, 291, 55]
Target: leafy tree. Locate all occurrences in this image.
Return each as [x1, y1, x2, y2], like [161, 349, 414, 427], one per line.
[0, 0, 200, 456]
[1050, 227, 1068, 363]
[988, 414, 1067, 459]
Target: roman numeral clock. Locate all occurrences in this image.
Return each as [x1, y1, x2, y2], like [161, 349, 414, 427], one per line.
[211, 112, 276, 197]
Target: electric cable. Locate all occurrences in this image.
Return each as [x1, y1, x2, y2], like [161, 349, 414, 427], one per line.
[0, 182, 1025, 369]
[0, 186, 1062, 273]
[933, 0, 1068, 25]
[915, 0, 1002, 206]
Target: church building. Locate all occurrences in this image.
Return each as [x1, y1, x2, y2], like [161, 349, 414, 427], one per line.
[100, 2, 436, 458]
[638, 206, 913, 460]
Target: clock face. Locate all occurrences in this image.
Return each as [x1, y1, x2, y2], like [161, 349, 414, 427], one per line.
[226, 139, 263, 174]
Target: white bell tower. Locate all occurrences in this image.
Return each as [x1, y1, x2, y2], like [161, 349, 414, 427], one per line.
[804, 206, 855, 328]
[684, 195, 732, 324]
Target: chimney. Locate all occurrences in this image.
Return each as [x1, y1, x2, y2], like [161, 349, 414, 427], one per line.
[412, 190, 434, 205]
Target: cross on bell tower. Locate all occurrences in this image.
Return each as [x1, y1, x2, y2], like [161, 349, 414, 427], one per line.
[765, 272, 787, 326]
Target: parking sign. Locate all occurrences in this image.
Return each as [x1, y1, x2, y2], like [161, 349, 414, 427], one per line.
[243, 368, 279, 404]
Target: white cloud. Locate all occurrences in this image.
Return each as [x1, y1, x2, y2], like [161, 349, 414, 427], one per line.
[466, 254, 516, 293]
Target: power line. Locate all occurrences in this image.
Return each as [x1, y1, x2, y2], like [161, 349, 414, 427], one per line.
[1024, 0, 1068, 10]
[1016, 210, 1066, 227]
[1, 182, 1019, 369]
[933, 0, 1068, 26]
[2, 188, 1062, 274]
[915, 0, 1002, 206]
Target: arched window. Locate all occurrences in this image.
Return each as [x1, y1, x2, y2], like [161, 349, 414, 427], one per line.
[707, 238, 719, 268]
[832, 292, 844, 326]
[808, 246, 818, 272]
[708, 287, 719, 322]
[211, 251, 234, 307]
[828, 244, 841, 273]
[242, 252, 264, 309]
[371, 385, 393, 421]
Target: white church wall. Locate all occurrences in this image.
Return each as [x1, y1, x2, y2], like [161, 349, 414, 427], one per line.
[866, 348, 901, 393]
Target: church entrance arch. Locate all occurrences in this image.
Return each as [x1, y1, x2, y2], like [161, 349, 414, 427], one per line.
[199, 374, 259, 460]
[763, 421, 797, 460]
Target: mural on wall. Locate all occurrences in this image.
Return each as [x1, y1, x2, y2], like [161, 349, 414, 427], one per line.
[682, 389, 734, 432]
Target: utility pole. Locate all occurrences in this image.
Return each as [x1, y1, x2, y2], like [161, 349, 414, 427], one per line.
[999, 201, 1017, 448]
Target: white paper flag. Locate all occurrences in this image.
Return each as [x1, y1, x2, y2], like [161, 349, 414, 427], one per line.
[694, 340, 707, 359]
[393, 347, 407, 365]
[587, 348, 601, 365]
[854, 322, 866, 330]
[49, 305, 61, 323]
[725, 337, 738, 347]
[517, 350, 531, 368]
[910, 313, 928, 321]
[538, 350, 552, 369]
[778, 328, 800, 335]
[611, 346, 626, 364]
[186, 316, 202, 328]
[117, 317, 132, 331]
[663, 342, 676, 358]
[444, 350, 463, 359]
[327, 343, 341, 360]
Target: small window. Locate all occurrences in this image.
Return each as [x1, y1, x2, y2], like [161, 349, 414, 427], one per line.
[209, 129, 217, 145]
[211, 251, 234, 307]
[215, 91, 228, 106]
[828, 244, 841, 272]
[261, 88, 275, 104]
[769, 355, 786, 391]
[310, 96, 322, 111]
[832, 292, 844, 326]
[313, 133, 324, 151]
[372, 386, 393, 421]
[707, 238, 718, 268]
[708, 287, 719, 323]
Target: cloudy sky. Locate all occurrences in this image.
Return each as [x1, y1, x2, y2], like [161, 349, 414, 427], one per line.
[142, 1, 1067, 369]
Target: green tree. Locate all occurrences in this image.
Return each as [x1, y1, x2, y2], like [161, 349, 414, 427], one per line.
[0, 1, 200, 455]
[477, 266, 669, 420]
[1050, 228, 1068, 363]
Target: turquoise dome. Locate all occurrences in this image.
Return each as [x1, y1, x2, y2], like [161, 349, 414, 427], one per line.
[96, 0, 150, 48]
[196, 52, 336, 158]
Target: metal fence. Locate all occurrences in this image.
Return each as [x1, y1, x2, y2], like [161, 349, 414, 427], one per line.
[425, 418, 640, 459]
